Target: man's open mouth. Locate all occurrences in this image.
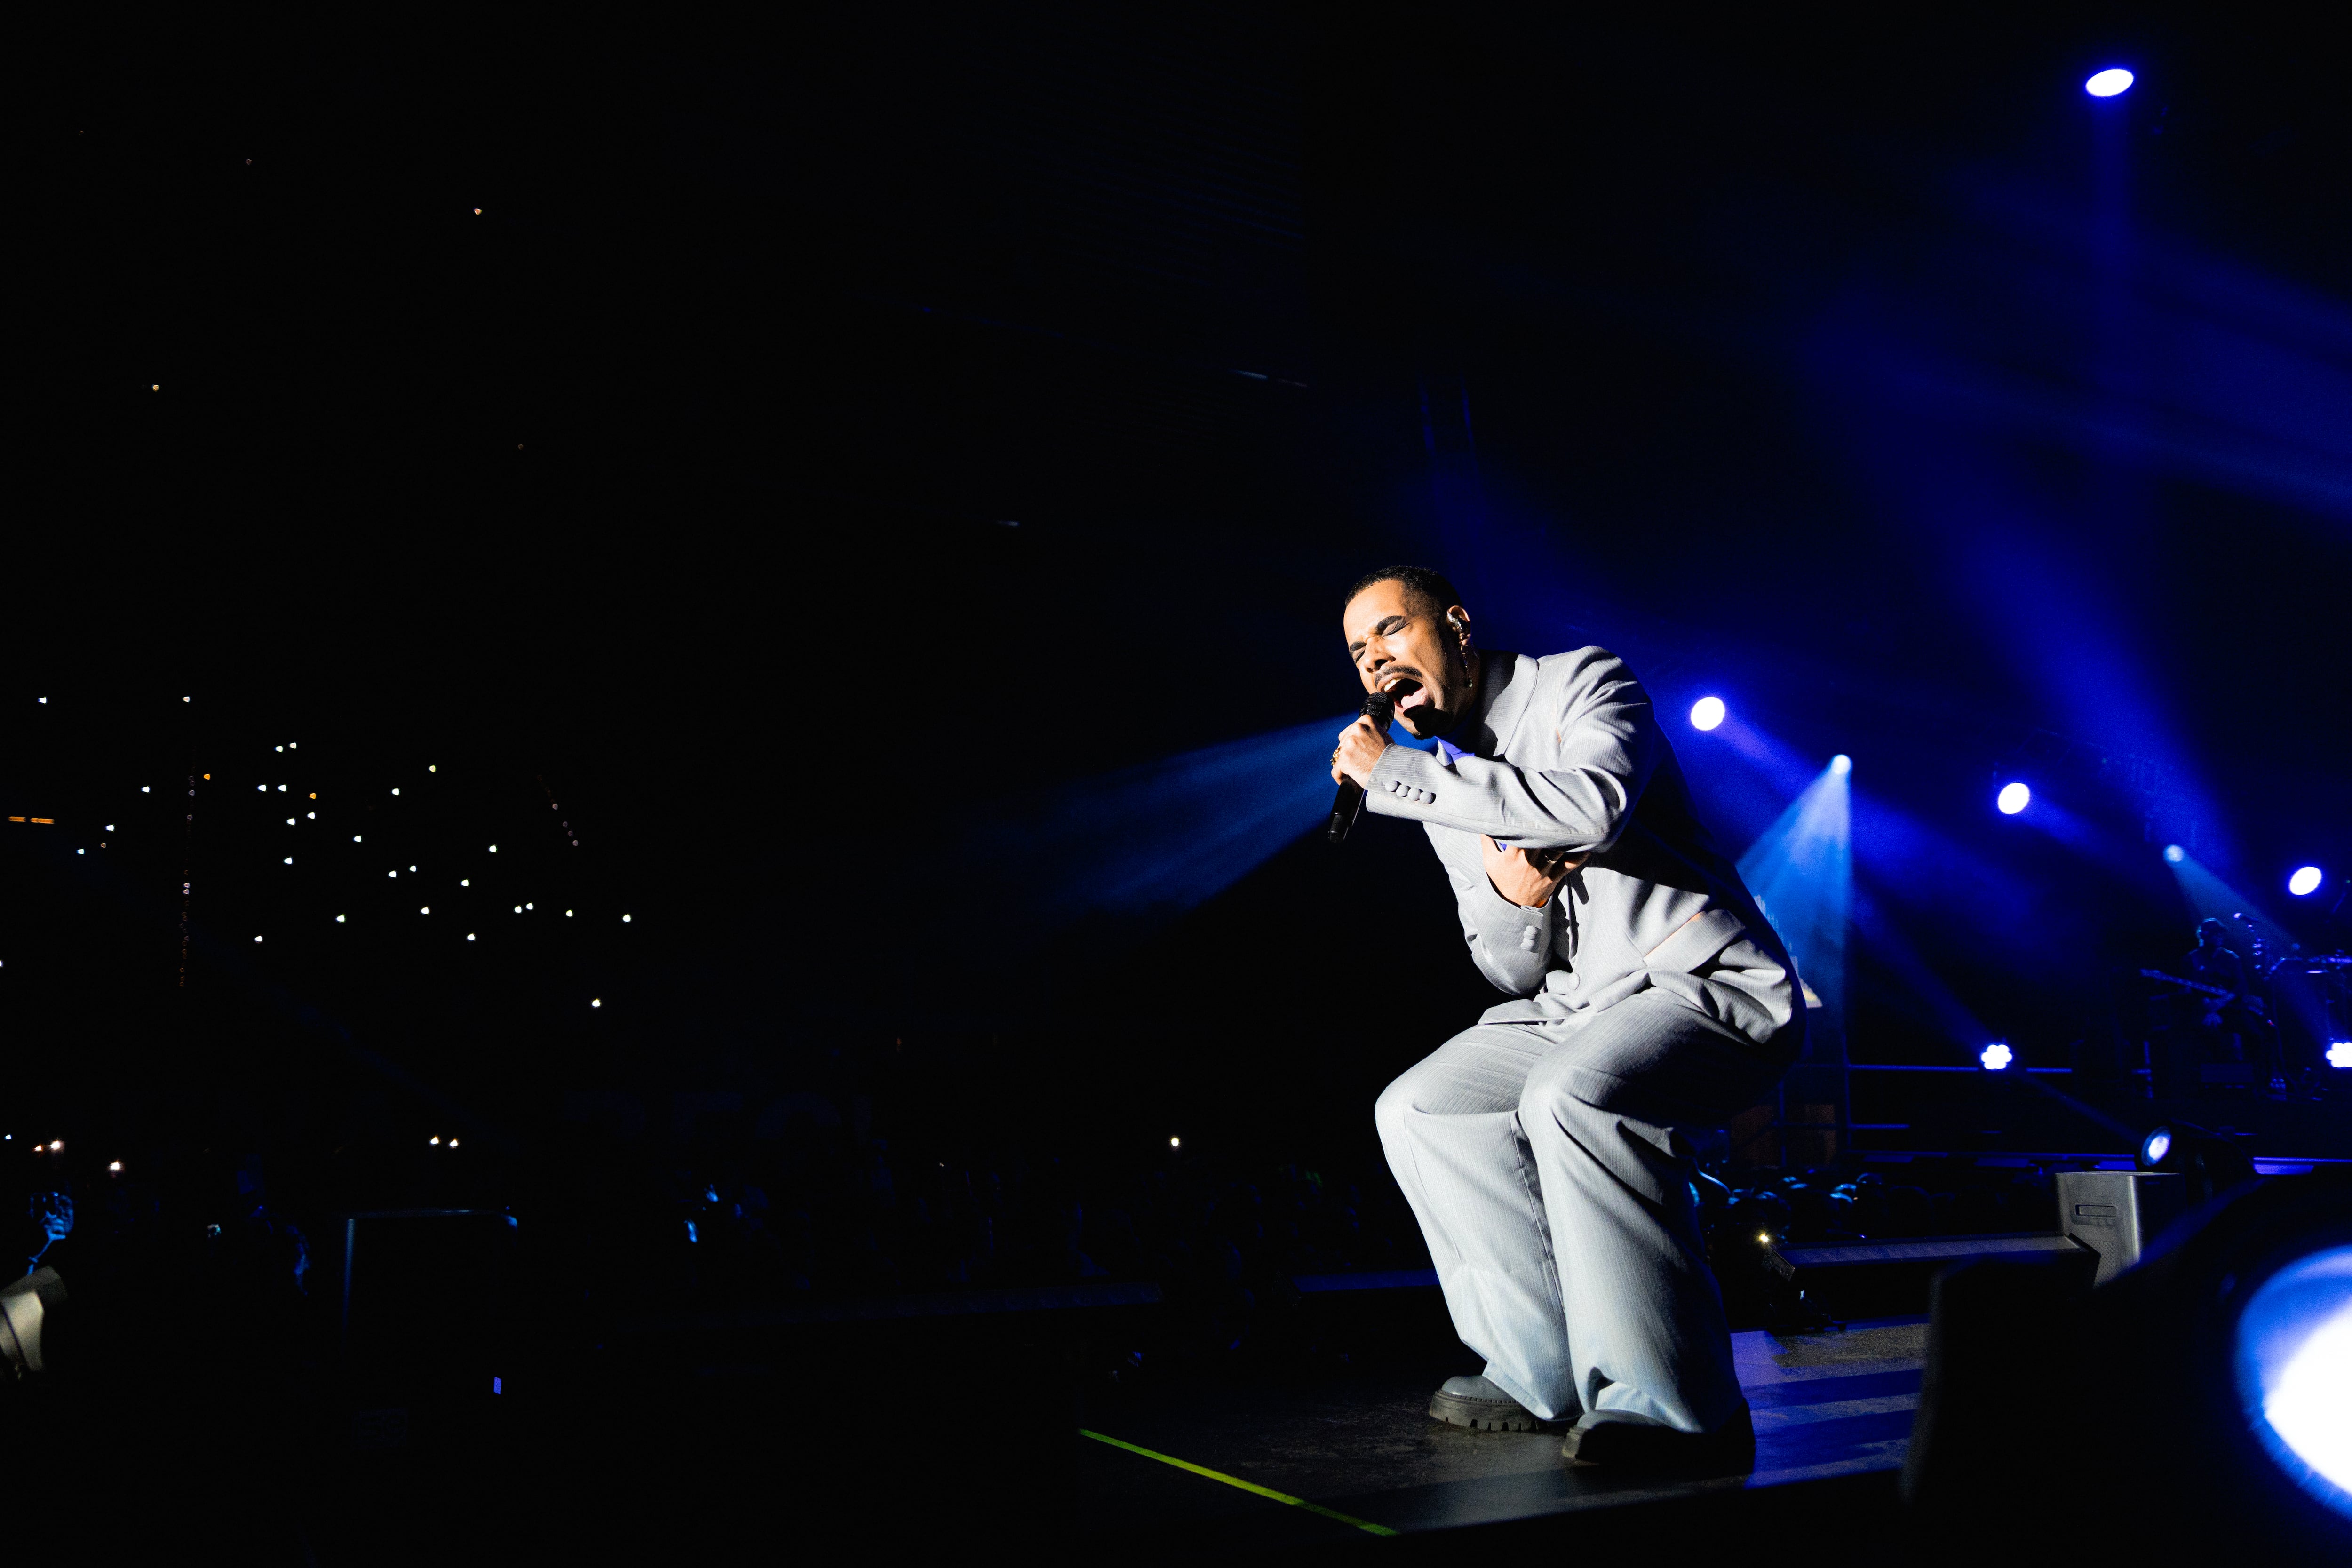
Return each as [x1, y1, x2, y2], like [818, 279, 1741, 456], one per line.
[1381, 674, 1433, 714]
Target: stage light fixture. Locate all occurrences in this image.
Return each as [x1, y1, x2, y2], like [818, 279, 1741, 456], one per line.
[1689, 696, 1726, 731]
[2328, 1043, 2352, 1070]
[1830, 754, 1851, 774]
[2289, 866, 2324, 897]
[1997, 781, 2031, 815]
[2138, 1121, 2257, 1206]
[1980, 1042, 2013, 1071]
[2085, 67, 2135, 96]
[2165, 844, 2185, 863]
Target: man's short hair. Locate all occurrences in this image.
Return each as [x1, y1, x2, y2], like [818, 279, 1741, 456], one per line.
[1344, 565, 1463, 620]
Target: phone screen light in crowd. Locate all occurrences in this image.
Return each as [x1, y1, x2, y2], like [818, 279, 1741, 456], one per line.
[1689, 696, 1726, 732]
[1980, 1042, 2014, 1071]
[2288, 866, 2324, 897]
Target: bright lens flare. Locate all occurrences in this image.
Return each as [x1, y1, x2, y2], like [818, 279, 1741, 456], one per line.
[2288, 866, 2324, 897]
[2238, 1247, 2352, 1514]
[1980, 1042, 2013, 1071]
[2084, 67, 2135, 97]
[1689, 696, 1726, 732]
[1996, 781, 2031, 815]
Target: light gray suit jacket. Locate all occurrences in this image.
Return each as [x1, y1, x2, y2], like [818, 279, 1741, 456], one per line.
[1365, 647, 1801, 1054]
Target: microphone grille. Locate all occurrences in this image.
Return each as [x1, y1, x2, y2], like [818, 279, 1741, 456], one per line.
[1362, 691, 1395, 729]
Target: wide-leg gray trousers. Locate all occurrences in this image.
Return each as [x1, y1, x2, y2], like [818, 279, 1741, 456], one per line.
[1375, 992, 1790, 1433]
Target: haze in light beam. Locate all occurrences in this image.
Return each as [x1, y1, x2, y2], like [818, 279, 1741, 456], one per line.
[1737, 760, 1851, 1046]
[964, 715, 1359, 923]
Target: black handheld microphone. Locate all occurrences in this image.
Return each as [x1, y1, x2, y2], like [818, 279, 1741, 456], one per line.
[1327, 691, 1397, 845]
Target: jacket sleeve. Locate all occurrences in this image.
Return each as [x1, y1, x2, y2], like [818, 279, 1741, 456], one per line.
[1366, 649, 1657, 853]
[1427, 824, 1555, 997]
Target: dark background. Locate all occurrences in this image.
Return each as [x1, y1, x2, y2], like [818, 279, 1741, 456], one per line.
[6, 3, 2348, 1186]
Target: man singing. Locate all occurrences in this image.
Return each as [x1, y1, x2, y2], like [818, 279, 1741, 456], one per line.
[1331, 565, 1803, 1468]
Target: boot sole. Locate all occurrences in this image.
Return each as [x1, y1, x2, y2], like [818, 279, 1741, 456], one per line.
[1428, 1390, 1543, 1433]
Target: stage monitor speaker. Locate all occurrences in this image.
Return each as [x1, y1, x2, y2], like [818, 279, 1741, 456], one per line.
[2055, 1170, 2185, 1285]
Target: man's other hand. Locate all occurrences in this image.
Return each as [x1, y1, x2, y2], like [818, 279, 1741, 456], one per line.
[1332, 716, 1391, 788]
[1481, 836, 1586, 908]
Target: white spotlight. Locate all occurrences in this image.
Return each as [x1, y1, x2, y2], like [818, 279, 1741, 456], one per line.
[1996, 781, 2031, 815]
[1689, 696, 1726, 732]
[1980, 1042, 2014, 1071]
[2084, 67, 2135, 97]
[2288, 866, 2324, 898]
[1830, 754, 1852, 774]
[2165, 844, 2186, 864]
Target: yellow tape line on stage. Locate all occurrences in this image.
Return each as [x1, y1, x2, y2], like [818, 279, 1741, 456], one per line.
[1078, 1428, 1400, 1537]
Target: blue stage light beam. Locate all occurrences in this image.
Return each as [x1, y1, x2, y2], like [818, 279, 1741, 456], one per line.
[962, 714, 1360, 924]
[2165, 847, 2333, 1051]
[1737, 758, 1852, 1044]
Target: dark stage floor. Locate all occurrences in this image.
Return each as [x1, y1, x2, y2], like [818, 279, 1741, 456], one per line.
[1058, 1316, 1925, 1542]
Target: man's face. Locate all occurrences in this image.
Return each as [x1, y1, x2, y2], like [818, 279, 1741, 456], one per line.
[1343, 580, 1474, 739]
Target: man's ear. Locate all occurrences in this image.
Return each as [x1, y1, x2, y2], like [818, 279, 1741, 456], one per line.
[1445, 605, 1473, 642]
